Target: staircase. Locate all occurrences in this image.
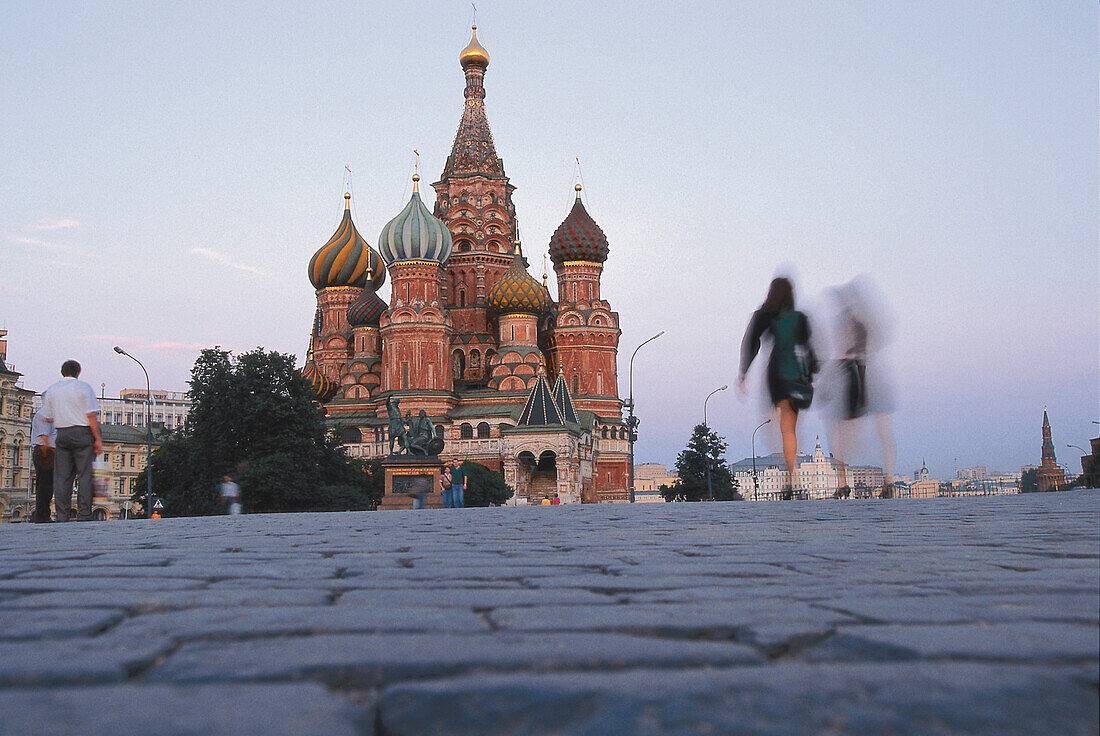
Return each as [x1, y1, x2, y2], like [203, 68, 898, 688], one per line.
[527, 471, 557, 504]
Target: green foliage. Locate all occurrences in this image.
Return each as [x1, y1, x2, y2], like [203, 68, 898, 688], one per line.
[462, 461, 514, 507]
[661, 424, 740, 502]
[134, 347, 381, 516]
[1019, 468, 1038, 493]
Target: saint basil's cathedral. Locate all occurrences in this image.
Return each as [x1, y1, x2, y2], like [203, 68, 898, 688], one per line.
[300, 26, 630, 503]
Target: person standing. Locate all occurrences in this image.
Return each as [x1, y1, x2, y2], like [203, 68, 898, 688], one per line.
[219, 475, 242, 515]
[41, 360, 102, 522]
[439, 464, 452, 508]
[30, 408, 56, 522]
[738, 277, 817, 498]
[450, 458, 467, 509]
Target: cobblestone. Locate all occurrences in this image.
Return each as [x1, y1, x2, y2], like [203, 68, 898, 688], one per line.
[0, 490, 1096, 735]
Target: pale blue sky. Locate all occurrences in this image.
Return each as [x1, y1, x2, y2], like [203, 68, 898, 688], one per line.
[2, 1, 1096, 478]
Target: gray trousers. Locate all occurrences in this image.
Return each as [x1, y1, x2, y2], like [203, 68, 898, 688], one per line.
[54, 426, 94, 522]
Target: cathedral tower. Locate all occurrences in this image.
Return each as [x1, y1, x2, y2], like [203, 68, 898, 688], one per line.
[377, 173, 456, 414]
[486, 232, 553, 391]
[1036, 408, 1066, 492]
[546, 183, 622, 417]
[432, 25, 517, 384]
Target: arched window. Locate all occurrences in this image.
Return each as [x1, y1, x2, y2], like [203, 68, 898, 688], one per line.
[459, 289, 466, 307]
[340, 427, 362, 444]
[452, 350, 466, 379]
[460, 423, 474, 439]
[469, 349, 481, 373]
[476, 422, 490, 438]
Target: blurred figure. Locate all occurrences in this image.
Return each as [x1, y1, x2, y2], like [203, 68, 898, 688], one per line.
[739, 277, 818, 496]
[219, 474, 242, 515]
[821, 276, 897, 497]
[31, 407, 56, 522]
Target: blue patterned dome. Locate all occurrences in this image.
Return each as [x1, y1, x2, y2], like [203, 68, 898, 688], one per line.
[377, 175, 454, 265]
[347, 281, 387, 327]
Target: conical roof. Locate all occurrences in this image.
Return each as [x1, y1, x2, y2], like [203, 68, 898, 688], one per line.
[309, 193, 385, 290]
[551, 372, 579, 424]
[487, 244, 552, 316]
[518, 374, 564, 426]
[377, 176, 454, 265]
[549, 184, 609, 265]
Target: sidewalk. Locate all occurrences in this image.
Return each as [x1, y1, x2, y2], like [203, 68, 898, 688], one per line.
[1, 491, 1096, 735]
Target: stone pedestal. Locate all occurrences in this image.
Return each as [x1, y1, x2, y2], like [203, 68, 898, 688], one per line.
[379, 455, 445, 510]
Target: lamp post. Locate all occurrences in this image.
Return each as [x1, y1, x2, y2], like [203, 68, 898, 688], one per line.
[751, 418, 771, 501]
[114, 347, 153, 518]
[626, 330, 664, 502]
[703, 385, 728, 501]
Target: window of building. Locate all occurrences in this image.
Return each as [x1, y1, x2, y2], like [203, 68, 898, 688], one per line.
[129, 454, 135, 467]
[460, 423, 473, 439]
[476, 422, 490, 439]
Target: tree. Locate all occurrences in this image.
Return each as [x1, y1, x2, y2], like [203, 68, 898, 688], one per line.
[134, 348, 382, 516]
[1019, 468, 1038, 493]
[661, 424, 740, 502]
[462, 461, 514, 507]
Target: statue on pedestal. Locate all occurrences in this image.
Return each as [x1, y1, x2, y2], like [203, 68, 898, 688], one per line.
[386, 396, 445, 456]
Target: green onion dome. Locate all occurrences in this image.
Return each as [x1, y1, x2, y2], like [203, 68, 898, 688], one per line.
[301, 360, 337, 403]
[346, 278, 387, 328]
[377, 175, 453, 265]
[488, 244, 553, 316]
[309, 193, 385, 290]
[549, 183, 609, 265]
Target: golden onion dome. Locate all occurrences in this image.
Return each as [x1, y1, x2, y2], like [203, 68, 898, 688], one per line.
[301, 360, 337, 404]
[488, 242, 553, 317]
[309, 192, 385, 290]
[459, 24, 489, 69]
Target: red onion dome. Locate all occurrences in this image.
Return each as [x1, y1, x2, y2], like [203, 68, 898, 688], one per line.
[549, 183, 609, 265]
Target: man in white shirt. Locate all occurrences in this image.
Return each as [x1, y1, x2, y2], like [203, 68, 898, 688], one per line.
[41, 360, 102, 522]
[30, 408, 57, 522]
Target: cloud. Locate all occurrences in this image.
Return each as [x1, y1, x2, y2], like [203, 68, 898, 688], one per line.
[190, 248, 271, 277]
[81, 334, 210, 354]
[31, 218, 79, 231]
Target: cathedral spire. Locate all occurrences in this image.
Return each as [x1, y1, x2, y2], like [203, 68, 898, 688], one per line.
[442, 24, 504, 178]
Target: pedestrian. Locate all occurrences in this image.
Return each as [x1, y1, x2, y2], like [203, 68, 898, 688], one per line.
[219, 475, 242, 515]
[450, 458, 467, 508]
[550, 492, 561, 505]
[439, 464, 453, 508]
[40, 360, 102, 522]
[30, 407, 56, 522]
[738, 277, 817, 498]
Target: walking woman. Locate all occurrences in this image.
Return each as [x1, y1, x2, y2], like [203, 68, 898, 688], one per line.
[738, 277, 817, 497]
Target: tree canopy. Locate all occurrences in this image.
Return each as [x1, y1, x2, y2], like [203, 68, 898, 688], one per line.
[134, 348, 382, 516]
[661, 423, 740, 502]
[462, 462, 515, 507]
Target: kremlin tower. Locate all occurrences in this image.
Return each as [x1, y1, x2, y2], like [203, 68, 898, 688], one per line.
[299, 25, 629, 502]
[1036, 408, 1066, 492]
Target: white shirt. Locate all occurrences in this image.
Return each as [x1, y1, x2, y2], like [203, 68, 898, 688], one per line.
[30, 409, 57, 446]
[41, 377, 100, 429]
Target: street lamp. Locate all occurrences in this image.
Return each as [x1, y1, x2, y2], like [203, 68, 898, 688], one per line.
[703, 385, 728, 501]
[751, 418, 772, 501]
[626, 330, 665, 502]
[114, 346, 153, 518]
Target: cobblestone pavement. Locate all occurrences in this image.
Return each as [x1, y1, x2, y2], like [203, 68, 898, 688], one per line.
[0, 490, 1097, 735]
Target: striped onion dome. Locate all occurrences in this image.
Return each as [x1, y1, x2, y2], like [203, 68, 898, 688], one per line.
[377, 175, 453, 265]
[346, 279, 387, 328]
[301, 360, 337, 403]
[309, 193, 385, 290]
[488, 244, 552, 316]
[549, 183, 609, 265]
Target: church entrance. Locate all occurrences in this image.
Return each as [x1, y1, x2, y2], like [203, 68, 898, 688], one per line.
[529, 450, 558, 503]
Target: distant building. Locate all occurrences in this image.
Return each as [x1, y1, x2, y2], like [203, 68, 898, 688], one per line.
[957, 466, 987, 481]
[1036, 408, 1066, 492]
[910, 461, 938, 498]
[849, 465, 885, 493]
[731, 438, 842, 500]
[0, 331, 34, 522]
[633, 463, 677, 503]
[91, 424, 170, 519]
[34, 389, 191, 431]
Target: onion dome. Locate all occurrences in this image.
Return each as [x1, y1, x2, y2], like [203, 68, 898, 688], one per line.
[549, 183, 610, 265]
[309, 192, 385, 290]
[377, 175, 454, 265]
[488, 241, 553, 316]
[459, 24, 489, 69]
[346, 270, 387, 328]
[301, 359, 337, 403]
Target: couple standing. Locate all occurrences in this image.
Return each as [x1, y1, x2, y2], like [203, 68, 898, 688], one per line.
[31, 360, 103, 522]
[440, 458, 467, 508]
